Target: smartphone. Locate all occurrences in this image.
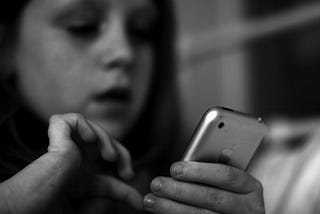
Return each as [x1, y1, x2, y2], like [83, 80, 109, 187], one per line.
[182, 107, 267, 170]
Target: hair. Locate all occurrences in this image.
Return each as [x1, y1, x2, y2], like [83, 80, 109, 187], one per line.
[0, 1, 28, 25]
[125, 0, 181, 171]
[0, 0, 180, 173]
[0, 1, 29, 120]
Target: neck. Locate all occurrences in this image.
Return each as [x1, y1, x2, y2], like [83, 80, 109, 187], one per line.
[13, 106, 49, 155]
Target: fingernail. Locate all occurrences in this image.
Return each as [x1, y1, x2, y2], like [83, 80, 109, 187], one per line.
[151, 180, 162, 193]
[144, 194, 156, 208]
[172, 162, 185, 176]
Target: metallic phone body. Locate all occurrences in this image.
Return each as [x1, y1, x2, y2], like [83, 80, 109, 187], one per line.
[182, 107, 267, 170]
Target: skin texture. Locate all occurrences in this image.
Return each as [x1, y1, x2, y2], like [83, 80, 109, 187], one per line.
[0, 0, 265, 213]
[0, 114, 265, 214]
[145, 161, 265, 214]
[14, 0, 156, 140]
[0, 113, 143, 214]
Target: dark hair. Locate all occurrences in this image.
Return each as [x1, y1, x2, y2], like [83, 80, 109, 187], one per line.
[0, 0, 180, 172]
[0, 1, 28, 26]
[124, 0, 180, 170]
[0, 1, 30, 120]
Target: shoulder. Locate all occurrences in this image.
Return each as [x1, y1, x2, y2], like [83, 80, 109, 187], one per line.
[250, 125, 320, 214]
[281, 130, 320, 214]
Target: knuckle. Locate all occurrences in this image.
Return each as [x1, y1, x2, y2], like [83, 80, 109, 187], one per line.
[172, 181, 183, 197]
[254, 180, 264, 194]
[49, 114, 68, 131]
[205, 189, 220, 205]
[162, 199, 173, 212]
[245, 177, 264, 194]
[49, 114, 62, 123]
[69, 113, 83, 121]
[220, 165, 239, 185]
[205, 189, 230, 211]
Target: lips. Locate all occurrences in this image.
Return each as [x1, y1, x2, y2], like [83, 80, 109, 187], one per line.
[94, 87, 131, 104]
[91, 87, 132, 120]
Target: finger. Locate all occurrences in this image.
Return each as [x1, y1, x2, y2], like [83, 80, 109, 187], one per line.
[170, 161, 260, 194]
[48, 114, 76, 153]
[48, 114, 95, 154]
[55, 114, 134, 179]
[88, 122, 134, 180]
[49, 113, 103, 162]
[150, 177, 242, 214]
[86, 175, 143, 211]
[88, 122, 118, 162]
[49, 114, 97, 145]
[112, 139, 134, 180]
[143, 194, 220, 214]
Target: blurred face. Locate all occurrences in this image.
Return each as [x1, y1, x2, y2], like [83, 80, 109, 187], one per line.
[13, 0, 157, 139]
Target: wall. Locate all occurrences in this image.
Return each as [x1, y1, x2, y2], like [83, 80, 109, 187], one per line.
[175, 0, 251, 133]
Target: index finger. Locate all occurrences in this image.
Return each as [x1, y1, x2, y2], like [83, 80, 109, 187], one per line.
[89, 122, 134, 180]
[170, 161, 260, 194]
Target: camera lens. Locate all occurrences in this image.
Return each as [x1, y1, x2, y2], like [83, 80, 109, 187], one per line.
[218, 122, 225, 129]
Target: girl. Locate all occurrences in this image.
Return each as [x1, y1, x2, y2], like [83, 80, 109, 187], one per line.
[0, 0, 264, 213]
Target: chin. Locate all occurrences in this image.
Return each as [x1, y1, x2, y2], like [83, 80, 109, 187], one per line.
[93, 118, 130, 141]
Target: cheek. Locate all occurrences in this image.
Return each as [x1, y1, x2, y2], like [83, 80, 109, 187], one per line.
[15, 30, 96, 119]
[131, 47, 154, 114]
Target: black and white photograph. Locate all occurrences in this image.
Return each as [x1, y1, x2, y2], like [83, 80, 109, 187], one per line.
[1, 0, 320, 213]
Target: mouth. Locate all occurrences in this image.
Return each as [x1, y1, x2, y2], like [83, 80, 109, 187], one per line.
[94, 87, 131, 105]
[90, 87, 132, 121]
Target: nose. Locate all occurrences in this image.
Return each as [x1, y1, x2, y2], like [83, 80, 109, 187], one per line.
[97, 18, 134, 71]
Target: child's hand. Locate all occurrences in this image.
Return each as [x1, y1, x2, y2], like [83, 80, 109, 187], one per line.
[144, 161, 264, 214]
[0, 113, 143, 214]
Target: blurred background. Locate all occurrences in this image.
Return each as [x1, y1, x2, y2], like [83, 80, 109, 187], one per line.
[175, 0, 320, 138]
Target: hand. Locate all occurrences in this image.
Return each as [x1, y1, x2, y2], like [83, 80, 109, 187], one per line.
[48, 113, 144, 213]
[0, 113, 142, 214]
[144, 161, 264, 214]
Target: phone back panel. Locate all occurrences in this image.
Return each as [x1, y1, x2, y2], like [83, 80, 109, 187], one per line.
[182, 107, 267, 170]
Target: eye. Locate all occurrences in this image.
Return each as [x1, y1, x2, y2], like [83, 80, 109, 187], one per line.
[62, 11, 101, 38]
[52, 4, 103, 39]
[67, 22, 100, 38]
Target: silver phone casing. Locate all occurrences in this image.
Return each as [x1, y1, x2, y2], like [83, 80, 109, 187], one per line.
[182, 107, 267, 170]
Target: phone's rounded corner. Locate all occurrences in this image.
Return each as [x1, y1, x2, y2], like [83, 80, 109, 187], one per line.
[207, 106, 223, 112]
[203, 108, 220, 124]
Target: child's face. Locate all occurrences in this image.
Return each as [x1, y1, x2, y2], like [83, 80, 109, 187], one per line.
[13, 0, 157, 139]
